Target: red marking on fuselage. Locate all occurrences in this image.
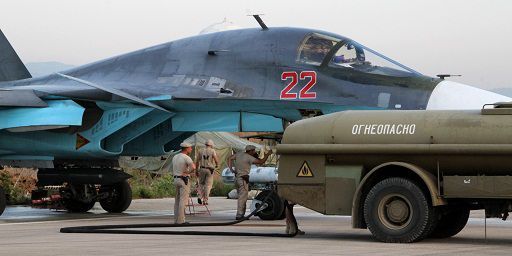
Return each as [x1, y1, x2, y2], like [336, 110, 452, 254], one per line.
[280, 71, 317, 99]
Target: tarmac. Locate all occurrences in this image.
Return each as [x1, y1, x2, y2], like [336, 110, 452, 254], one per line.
[1, 197, 512, 256]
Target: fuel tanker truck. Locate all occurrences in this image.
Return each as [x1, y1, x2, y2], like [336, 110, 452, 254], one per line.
[277, 103, 512, 243]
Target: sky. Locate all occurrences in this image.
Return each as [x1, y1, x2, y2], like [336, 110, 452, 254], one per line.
[0, 0, 511, 90]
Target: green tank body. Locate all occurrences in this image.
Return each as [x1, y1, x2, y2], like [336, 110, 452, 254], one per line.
[279, 108, 512, 174]
[282, 109, 512, 144]
[276, 105, 512, 243]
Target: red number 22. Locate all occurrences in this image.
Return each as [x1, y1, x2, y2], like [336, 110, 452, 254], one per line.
[280, 71, 317, 100]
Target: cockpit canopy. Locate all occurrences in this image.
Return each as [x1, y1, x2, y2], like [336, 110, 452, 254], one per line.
[297, 33, 338, 65]
[297, 33, 421, 77]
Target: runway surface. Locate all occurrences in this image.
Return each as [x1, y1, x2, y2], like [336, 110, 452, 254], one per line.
[1, 198, 512, 255]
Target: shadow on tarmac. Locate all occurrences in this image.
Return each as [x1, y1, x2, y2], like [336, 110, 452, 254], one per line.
[295, 231, 512, 246]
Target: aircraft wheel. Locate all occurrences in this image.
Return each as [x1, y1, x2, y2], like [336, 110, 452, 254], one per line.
[430, 207, 470, 238]
[255, 190, 284, 220]
[364, 177, 437, 243]
[99, 181, 132, 213]
[0, 186, 6, 215]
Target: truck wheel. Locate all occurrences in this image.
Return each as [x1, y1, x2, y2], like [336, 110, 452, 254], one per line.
[255, 190, 285, 220]
[0, 186, 6, 215]
[99, 181, 132, 213]
[63, 199, 96, 213]
[430, 207, 470, 238]
[363, 177, 436, 243]
[61, 184, 96, 213]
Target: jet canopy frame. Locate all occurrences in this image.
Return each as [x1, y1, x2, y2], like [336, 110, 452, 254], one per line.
[297, 33, 422, 77]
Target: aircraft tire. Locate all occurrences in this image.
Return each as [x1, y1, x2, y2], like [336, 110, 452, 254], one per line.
[99, 181, 132, 213]
[0, 186, 6, 215]
[255, 190, 284, 220]
[429, 207, 470, 238]
[364, 177, 437, 243]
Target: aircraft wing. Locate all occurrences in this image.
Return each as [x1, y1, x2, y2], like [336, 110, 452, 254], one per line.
[0, 75, 173, 134]
[0, 83, 328, 160]
[0, 89, 48, 107]
[54, 73, 170, 112]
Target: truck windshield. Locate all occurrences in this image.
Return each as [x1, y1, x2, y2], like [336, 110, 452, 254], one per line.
[329, 41, 421, 77]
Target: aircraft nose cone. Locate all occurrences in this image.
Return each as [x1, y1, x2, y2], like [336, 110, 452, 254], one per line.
[426, 80, 512, 110]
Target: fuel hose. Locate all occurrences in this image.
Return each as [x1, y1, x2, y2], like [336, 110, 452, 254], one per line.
[60, 194, 300, 237]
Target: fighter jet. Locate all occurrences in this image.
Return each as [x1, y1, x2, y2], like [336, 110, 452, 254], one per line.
[0, 18, 509, 215]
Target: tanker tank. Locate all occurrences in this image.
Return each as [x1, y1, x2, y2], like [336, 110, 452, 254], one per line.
[279, 105, 512, 174]
[277, 103, 512, 243]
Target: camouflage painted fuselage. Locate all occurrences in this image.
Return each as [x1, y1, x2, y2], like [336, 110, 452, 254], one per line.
[0, 27, 439, 167]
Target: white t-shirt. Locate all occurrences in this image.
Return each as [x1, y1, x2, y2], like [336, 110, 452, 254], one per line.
[172, 153, 194, 176]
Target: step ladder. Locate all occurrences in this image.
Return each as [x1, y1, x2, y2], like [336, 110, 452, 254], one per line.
[186, 197, 211, 216]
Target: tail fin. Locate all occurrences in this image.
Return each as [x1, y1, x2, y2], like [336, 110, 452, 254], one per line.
[0, 29, 31, 82]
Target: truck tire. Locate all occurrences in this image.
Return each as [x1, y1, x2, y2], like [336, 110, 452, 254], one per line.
[0, 187, 6, 215]
[62, 184, 96, 213]
[430, 207, 470, 238]
[363, 177, 436, 243]
[99, 181, 132, 213]
[63, 199, 96, 213]
[255, 190, 285, 220]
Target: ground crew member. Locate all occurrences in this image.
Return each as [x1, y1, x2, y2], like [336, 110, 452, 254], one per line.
[172, 142, 196, 224]
[195, 139, 219, 205]
[228, 145, 271, 220]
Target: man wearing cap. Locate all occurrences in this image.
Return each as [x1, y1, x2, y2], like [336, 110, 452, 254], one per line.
[172, 142, 196, 224]
[195, 139, 219, 205]
[228, 145, 271, 220]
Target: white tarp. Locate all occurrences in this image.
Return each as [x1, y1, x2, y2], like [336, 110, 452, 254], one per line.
[119, 132, 264, 173]
[184, 132, 262, 152]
